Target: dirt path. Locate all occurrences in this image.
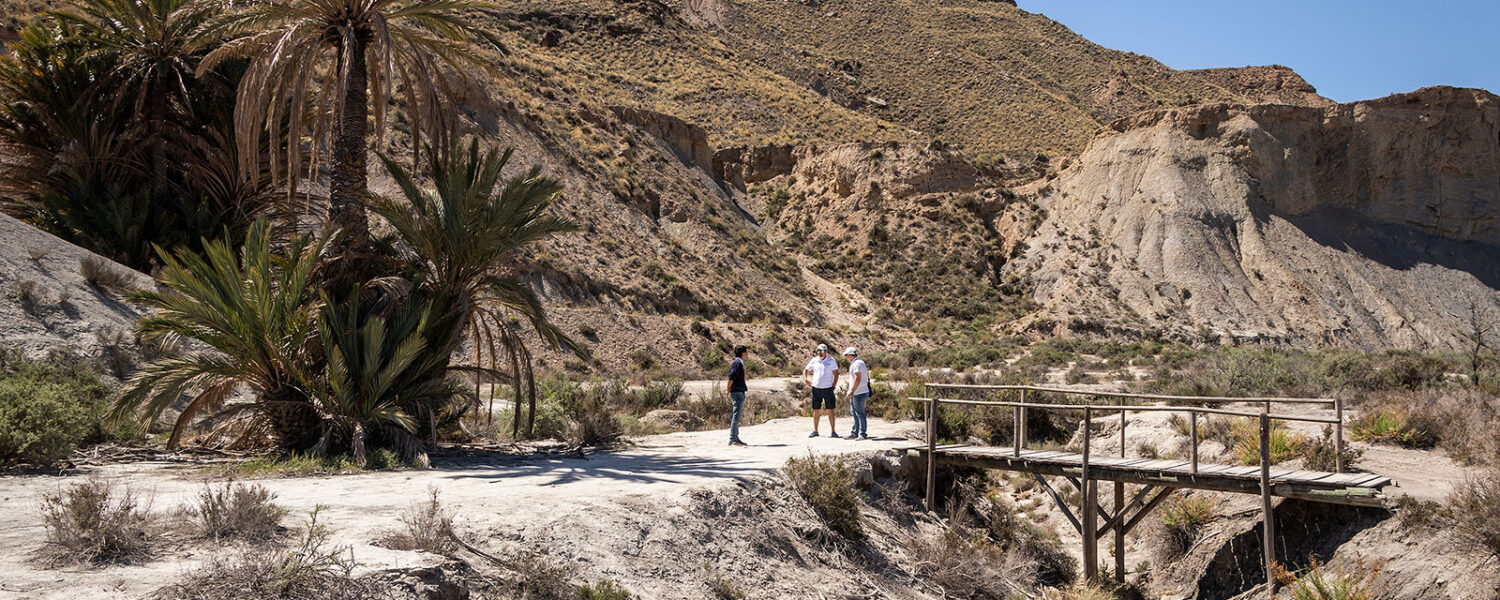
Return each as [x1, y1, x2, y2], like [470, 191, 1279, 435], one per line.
[0, 416, 923, 600]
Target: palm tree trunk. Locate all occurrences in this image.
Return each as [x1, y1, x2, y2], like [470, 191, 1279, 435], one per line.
[327, 29, 373, 292]
[351, 421, 367, 467]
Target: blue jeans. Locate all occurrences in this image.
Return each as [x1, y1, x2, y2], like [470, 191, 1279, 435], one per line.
[729, 392, 746, 440]
[849, 392, 869, 437]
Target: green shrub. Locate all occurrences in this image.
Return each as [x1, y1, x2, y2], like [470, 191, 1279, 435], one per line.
[40, 478, 153, 564]
[1288, 560, 1383, 600]
[1233, 420, 1306, 466]
[1349, 408, 1436, 449]
[0, 350, 113, 466]
[783, 453, 864, 539]
[194, 482, 287, 541]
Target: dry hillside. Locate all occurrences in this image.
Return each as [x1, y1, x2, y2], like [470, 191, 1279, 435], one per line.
[1009, 86, 1500, 349]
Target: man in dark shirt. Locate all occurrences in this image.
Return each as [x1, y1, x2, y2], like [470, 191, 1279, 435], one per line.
[727, 345, 749, 446]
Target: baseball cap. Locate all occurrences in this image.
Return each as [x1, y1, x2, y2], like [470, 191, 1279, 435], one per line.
[815, 343, 829, 353]
[842, 346, 858, 356]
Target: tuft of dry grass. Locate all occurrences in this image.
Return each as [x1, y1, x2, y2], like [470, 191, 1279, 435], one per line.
[380, 489, 457, 554]
[193, 481, 287, 542]
[39, 478, 153, 565]
[158, 508, 369, 600]
[783, 453, 864, 540]
[79, 256, 135, 293]
[1448, 470, 1500, 558]
[1152, 494, 1216, 560]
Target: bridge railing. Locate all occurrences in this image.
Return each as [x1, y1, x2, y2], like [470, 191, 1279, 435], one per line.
[911, 384, 1347, 585]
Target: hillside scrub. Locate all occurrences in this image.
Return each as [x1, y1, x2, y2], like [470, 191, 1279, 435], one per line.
[0, 349, 116, 467]
[1448, 471, 1500, 558]
[1351, 390, 1500, 464]
[783, 453, 864, 540]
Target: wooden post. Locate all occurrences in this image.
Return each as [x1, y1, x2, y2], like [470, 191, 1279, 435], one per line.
[925, 398, 938, 511]
[1190, 410, 1200, 474]
[1114, 401, 1125, 582]
[1019, 388, 1029, 450]
[1335, 397, 1345, 473]
[1013, 404, 1022, 457]
[1119, 397, 1127, 459]
[1114, 481, 1125, 583]
[1260, 412, 1276, 591]
[1082, 407, 1097, 583]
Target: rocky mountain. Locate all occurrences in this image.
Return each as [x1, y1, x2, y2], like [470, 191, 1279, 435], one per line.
[1008, 86, 1500, 349]
[1, 0, 1494, 366]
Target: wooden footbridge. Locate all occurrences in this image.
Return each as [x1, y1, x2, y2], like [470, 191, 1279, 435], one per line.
[905, 384, 1394, 589]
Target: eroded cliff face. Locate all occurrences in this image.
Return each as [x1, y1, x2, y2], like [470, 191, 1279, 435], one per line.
[1013, 87, 1500, 349]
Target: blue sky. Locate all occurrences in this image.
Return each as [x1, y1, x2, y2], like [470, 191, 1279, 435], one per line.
[1017, 1, 1500, 103]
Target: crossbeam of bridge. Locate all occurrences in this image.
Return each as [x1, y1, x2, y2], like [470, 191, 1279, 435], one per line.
[909, 384, 1396, 596]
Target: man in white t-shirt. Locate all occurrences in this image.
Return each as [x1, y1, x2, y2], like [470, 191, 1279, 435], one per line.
[803, 344, 840, 437]
[843, 347, 871, 440]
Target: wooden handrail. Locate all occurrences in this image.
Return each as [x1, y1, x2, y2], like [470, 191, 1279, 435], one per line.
[907, 397, 1341, 425]
[922, 383, 1336, 406]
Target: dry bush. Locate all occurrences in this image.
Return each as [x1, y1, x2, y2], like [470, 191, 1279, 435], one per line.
[565, 392, 624, 447]
[381, 490, 456, 554]
[158, 508, 369, 600]
[1448, 471, 1500, 558]
[1168, 413, 1234, 447]
[11, 278, 44, 314]
[1301, 425, 1363, 472]
[783, 453, 864, 540]
[194, 482, 287, 542]
[508, 550, 576, 600]
[1151, 494, 1216, 560]
[1393, 494, 1449, 529]
[39, 478, 153, 565]
[80, 256, 134, 293]
[578, 579, 635, 600]
[907, 526, 1020, 598]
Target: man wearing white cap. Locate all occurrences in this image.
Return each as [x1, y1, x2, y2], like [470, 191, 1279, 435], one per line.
[843, 347, 870, 440]
[803, 344, 840, 437]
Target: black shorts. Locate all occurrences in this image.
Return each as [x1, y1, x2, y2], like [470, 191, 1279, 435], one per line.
[811, 386, 836, 410]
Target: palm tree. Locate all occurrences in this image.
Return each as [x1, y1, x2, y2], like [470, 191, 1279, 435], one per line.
[197, 0, 503, 286]
[309, 292, 459, 465]
[50, 0, 219, 196]
[111, 218, 328, 450]
[370, 139, 585, 437]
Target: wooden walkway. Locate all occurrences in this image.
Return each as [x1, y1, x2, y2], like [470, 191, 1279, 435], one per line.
[906, 445, 1392, 507]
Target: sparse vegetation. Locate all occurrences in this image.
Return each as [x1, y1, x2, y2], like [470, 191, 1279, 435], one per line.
[382, 489, 457, 554]
[39, 478, 154, 565]
[1288, 560, 1384, 600]
[1233, 419, 1306, 466]
[704, 562, 744, 600]
[1349, 407, 1436, 449]
[79, 256, 134, 293]
[193, 481, 287, 542]
[161, 508, 366, 599]
[783, 453, 864, 539]
[1153, 494, 1216, 560]
[0, 349, 114, 467]
[1449, 471, 1500, 558]
[578, 580, 635, 600]
[1301, 425, 1363, 472]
